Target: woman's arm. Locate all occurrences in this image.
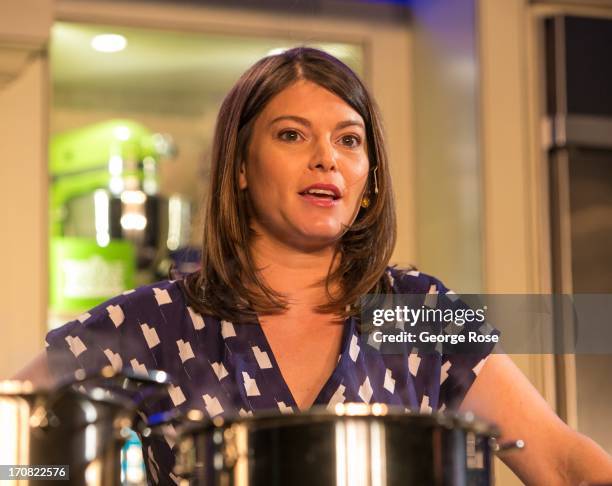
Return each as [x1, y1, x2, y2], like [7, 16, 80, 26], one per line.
[459, 353, 612, 485]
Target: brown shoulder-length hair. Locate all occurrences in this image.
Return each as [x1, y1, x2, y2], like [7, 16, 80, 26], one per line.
[182, 46, 397, 322]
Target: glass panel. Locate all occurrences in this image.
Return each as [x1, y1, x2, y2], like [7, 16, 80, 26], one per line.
[568, 147, 612, 454]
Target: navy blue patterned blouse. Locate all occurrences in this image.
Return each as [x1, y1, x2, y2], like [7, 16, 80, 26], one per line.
[45, 267, 495, 485]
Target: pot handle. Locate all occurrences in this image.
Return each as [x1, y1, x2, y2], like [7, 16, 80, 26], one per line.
[66, 366, 170, 403]
[490, 438, 525, 453]
[33, 366, 171, 429]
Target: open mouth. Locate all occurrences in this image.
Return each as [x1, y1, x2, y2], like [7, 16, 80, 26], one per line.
[298, 187, 341, 208]
[298, 188, 340, 200]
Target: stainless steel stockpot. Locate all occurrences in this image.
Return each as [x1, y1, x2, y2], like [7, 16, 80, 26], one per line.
[0, 368, 169, 486]
[174, 403, 504, 486]
[0, 381, 132, 485]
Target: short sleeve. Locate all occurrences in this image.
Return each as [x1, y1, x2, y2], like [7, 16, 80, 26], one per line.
[45, 280, 181, 384]
[45, 280, 191, 485]
[387, 267, 500, 411]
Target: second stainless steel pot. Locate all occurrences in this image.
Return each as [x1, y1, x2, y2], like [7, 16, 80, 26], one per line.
[174, 403, 502, 486]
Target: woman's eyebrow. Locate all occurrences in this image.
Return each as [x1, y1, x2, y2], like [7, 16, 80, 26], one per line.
[335, 119, 365, 130]
[269, 115, 311, 127]
[269, 115, 365, 130]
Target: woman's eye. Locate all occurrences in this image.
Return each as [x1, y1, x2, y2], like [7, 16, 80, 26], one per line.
[278, 130, 302, 142]
[340, 134, 361, 148]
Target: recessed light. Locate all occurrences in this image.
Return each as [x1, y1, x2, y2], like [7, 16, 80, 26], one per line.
[91, 33, 127, 53]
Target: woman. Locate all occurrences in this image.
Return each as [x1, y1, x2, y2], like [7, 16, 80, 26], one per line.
[16, 47, 612, 484]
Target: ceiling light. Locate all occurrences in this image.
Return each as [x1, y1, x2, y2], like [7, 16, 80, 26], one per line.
[91, 34, 127, 53]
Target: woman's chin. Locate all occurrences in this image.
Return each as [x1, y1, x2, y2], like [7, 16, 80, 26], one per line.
[291, 226, 346, 250]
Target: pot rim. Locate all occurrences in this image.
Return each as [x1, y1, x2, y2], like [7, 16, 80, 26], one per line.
[176, 403, 499, 438]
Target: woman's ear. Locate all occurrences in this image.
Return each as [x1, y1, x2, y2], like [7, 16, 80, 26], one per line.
[239, 162, 247, 190]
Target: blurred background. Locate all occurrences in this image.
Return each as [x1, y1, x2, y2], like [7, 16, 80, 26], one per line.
[1, 0, 611, 484]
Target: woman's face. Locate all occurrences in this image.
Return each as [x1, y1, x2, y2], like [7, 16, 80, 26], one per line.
[240, 80, 370, 251]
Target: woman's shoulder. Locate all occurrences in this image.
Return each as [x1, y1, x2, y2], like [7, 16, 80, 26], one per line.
[59, 279, 188, 329]
[45, 279, 196, 384]
[385, 266, 452, 294]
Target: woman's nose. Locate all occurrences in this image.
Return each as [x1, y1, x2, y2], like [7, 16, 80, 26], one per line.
[309, 138, 337, 171]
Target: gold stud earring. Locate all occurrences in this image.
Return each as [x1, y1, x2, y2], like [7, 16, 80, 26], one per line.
[361, 195, 371, 209]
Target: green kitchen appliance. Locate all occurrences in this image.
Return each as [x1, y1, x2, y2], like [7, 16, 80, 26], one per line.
[49, 119, 187, 317]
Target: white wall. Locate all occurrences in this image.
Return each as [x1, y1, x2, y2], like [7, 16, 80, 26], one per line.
[0, 56, 49, 377]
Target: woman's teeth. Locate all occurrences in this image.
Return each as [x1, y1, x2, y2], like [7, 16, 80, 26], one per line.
[304, 189, 336, 199]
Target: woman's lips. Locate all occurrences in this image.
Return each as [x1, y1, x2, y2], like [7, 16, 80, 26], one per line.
[299, 193, 340, 207]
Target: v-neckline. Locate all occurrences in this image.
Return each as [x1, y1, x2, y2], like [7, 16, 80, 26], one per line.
[252, 313, 355, 411]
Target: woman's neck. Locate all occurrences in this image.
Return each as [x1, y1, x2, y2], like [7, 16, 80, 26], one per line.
[250, 232, 339, 307]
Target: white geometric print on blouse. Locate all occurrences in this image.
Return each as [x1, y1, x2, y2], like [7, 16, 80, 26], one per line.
[407, 270, 420, 277]
[445, 290, 458, 302]
[77, 312, 91, 323]
[277, 401, 293, 414]
[424, 284, 439, 309]
[141, 323, 160, 349]
[210, 361, 228, 381]
[168, 384, 186, 406]
[130, 358, 147, 375]
[444, 323, 462, 337]
[349, 334, 360, 362]
[169, 472, 180, 485]
[221, 320, 236, 339]
[386, 270, 395, 288]
[327, 384, 347, 409]
[147, 446, 160, 484]
[435, 341, 443, 355]
[440, 360, 452, 384]
[106, 305, 124, 327]
[408, 353, 421, 376]
[420, 395, 432, 414]
[358, 376, 373, 403]
[103, 348, 123, 371]
[383, 368, 396, 394]
[239, 408, 254, 417]
[252, 346, 273, 369]
[187, 306, 205, 330]
[478, 323, 493, 336]
[472, 357, 488, 376]
[177, 339, 195, 363]
[153, 287, 172, 306]
[366, 332, 382, 350]
[65, 335, 86, 357]
[202, 394, 224, 417]
[242, 371, 261, 397]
